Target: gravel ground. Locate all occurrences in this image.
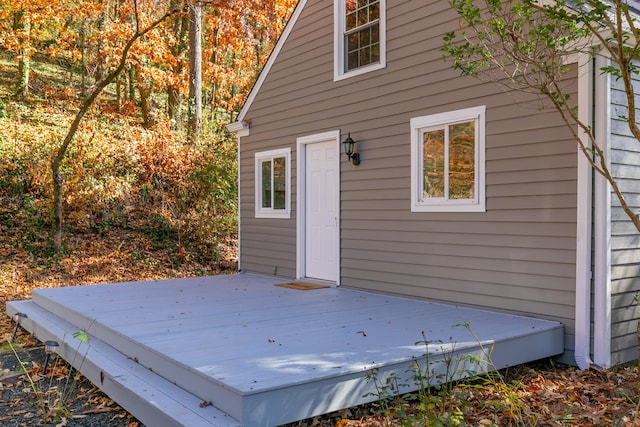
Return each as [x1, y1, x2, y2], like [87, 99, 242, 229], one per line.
[1, 332, 144, 427]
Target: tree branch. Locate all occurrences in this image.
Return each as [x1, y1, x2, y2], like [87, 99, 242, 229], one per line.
[51, 2, 185, 248]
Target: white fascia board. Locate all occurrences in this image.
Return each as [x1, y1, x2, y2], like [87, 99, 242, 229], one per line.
[226, 120, 250, 137]
[232, 0, 308, 127]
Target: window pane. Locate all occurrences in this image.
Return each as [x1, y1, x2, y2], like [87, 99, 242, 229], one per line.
[346, 10, 357, 30]
[370, 42, 380, 63]
[370, 24, 380, 63]
[370, 2, 379, 20]
[347, 50, 359, 70]
[261, 160, 272, 208]
[371, 24, 379, 43]
[346, 1, 359, 29]
[359, 49, 370, 65]
[273, 157, 286, 209]
[358, 7, 369, 27]
[448, 121, 475, 199]
[360, 27, 371, 46]
[423, 129, 445, 198]
[347, 32, 359, 52]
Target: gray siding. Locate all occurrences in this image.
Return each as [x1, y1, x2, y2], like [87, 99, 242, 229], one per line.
[239, 0, 578, 353]
[609, 73, 640, 365]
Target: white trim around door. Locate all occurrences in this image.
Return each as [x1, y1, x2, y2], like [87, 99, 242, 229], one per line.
[296, 131, 341, 285]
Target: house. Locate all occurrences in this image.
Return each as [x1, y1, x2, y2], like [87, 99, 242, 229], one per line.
[10, 2, 611, 425]
[227, 0, 640, 368]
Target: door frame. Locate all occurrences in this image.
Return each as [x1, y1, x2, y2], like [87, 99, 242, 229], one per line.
[296, 130, 341, 285]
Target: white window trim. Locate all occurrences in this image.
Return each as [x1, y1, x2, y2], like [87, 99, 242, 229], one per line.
[333, 0, 386, 81]
[410, 106, 486, 213]
[255, 147, 291, 219]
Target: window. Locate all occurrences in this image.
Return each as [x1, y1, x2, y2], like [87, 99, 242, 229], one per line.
[334, 0, 386, 80]
[255, 148, 291, 218]
[410, 106, 486, 212]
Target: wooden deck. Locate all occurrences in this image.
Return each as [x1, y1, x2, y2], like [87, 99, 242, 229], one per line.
[6, 273, 564, 426]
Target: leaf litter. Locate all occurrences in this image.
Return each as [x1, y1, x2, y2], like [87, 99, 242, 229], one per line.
[2, 230, 640, 426]
[1, 227, 236, 426]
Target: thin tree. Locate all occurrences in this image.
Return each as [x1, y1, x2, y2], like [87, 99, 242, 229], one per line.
[167, 0, 189, 124]
[188, 0, 203, 143]
[51, 0, 184, 249]
[443, 0, 640, 232]
[13, 10, 31, 98]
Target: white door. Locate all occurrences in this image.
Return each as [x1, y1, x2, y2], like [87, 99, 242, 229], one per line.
[305, 139, 339, 282]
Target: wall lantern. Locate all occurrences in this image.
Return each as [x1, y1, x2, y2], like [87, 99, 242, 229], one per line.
[342, 133, 360, 165]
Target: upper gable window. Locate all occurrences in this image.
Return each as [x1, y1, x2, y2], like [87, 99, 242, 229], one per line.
[410, 106, 486, 212]
[255, 148, 291, 219]
[334, 0, 386, 81]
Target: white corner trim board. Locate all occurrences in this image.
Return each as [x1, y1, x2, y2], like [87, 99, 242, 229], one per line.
[574, 51, 594, 370]
[575, 50, 613, 370]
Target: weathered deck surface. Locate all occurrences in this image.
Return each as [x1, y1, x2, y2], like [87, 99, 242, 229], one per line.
[6, 273, 564, 426]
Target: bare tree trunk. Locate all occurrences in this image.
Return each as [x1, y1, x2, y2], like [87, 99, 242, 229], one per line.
[94, 7, 109, 84]
[128, 66, 135, 101]
[116, 75, 122, 111]
[80, 21, 87, 98]
[14, 11, 31, 98]
[51, 5, 182, 249]
[134, 62, 156, 128]
[188, 2, 202, 143]
[167, 87, 181, 122]
[167, 3, 189, 124]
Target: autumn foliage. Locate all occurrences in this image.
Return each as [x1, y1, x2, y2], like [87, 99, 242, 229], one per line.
[0, 0, 296, 113]
[0, 0, 296, 257]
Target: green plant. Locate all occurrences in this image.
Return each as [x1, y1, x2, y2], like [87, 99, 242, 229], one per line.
[8, 340, 71, 423]
[365, 332, 469, 426]
[6, 329, 91, 424]
[364, 323, 540, 426]
[364, 369, 406, 426]
[402, 333, 470, 426]
[455, 321, 530, 425]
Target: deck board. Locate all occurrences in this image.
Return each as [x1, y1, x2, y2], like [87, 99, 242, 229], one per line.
[7, 273, 564, 426]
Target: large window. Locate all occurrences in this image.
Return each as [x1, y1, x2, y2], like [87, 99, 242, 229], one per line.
[255, 148, 291, 218]
[410, 106, 486, 212]
[334, 0, 386, 80]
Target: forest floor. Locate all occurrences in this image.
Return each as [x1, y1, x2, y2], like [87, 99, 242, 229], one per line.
[1, 230, 640, 426]
[0, 226, 238, 427]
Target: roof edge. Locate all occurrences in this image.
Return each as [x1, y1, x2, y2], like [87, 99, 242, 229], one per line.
[232, 0, 309, 127]
[226, 120, 250, 137]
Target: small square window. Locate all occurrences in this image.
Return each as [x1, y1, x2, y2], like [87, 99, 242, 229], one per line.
[411, 106, 486, 212]
[255, 148, 291, 218]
